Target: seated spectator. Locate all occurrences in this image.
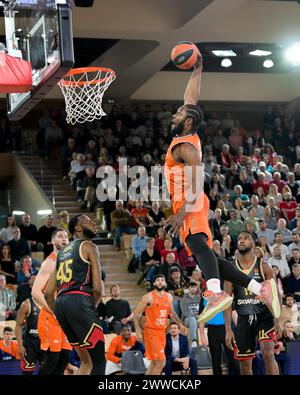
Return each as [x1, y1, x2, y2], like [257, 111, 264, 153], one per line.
[277, 218, 293, 244]
[105, 324, 149, 375]
[231, 185, 250, 207]
[220, 144, 233, 170]
[210, 173, 224, 198]
[257, 161, 272, 182]
[79, 167, 97, 211]
[256, 187, 267, 207]
[56, 210, 71, 238]
[279, 294, 300, 330]
[141, 238, 160, 289]
[256, 219, 275, 246]
[111, 201, 136, 251]
[234, 198, 248, 221]
[278, 320, 299, 345]
[288, 248, 300, 271]
[16, 268, 37, 309]
[280, 192, 298, 225]
[132, 227, 149, 270]
[180, 281, 201, 347]
[221, 235, 235, 260]
[19, 213, 40, 252]
[0, 326, 19, 361]
[38, 215, 57, 257]
[249, 195, 265, 218]
[268, 245, 291, 279]
[266, 196, 281, 221]
[0, 244, 17, 292]
[284, 264, 300, 302]
[289, 206, 300, 231]
[286, 172, 299, 198]
[178, 248, 196, 276]
[212, 239, 224, 258]
[292, 219, 300, 236]
[209, 208, 225, 240]
[288, 232, 300, 256]
[61, 137, 77, 179]
[154, 227, 167, 253]
[269, 172, 286, 194]
[226, 210, 244, 241]
[244, 207, 259, 232]
[68, 153, 86, 190]
[191, 269, 206, 292]
[160, 237, 179, 263]
[165, 322, 198, 376]
[106, 284, 134, 334]
[263, 206, 277, 231]
[131, 200, 150, 229]
[270, 232, 290, 260]
[257, 236, 272, 261]
[272, 265, 284, 296]
[238, 170, 253, 197]
[0, 275, 16, 320]
[0, 214, 17, 243]
[147, 201, 165, 237]
[8, 226, 31, 262]
[167, 266, 188, 316]
[253, 173, 269, 195]
[159, 252, 181, 281]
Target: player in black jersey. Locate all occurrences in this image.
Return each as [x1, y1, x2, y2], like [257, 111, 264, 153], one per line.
[45, 214, 105, 375]
[224, 232, 281, 375]
[15, 274, 44, 375]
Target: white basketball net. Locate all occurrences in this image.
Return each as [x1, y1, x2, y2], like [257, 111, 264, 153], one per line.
[58, 67, 116, 125]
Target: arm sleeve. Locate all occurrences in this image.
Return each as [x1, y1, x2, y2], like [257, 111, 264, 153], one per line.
[106, 338, 121, 364]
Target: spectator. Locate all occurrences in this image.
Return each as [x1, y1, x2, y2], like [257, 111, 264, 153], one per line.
[0, 275, 16, 320]
[8, 226, 31, 261]
[249, 195, 265, 218]
[279, 294, 299, 329]
[105, 324, 149, 375]
[167, 266, 188, 317]
[270, 172, 286, 194]
[263, 206, 277, 231]
[284, 264, 300, 302]
[0, 244, 17, 292]
[44, 119, 63, 158]
[226, 210, 244, 241]
[0, 326, 19, 361]
[212, 129, 228, 154]
[68, 153, 86, 189]
[277, 219, 293, 244]
[288, 248, 300, 271]
[210, 174, 224, 197]
[280, 192, 298, 224]
[141, 238, 160, 289]
[106, 284, 134, 335]
[268, 245, 290, 279]
[288, 232, 300, 256]
[231, 185, 249, 206]
[56, 210, 71, 238]
[159, 252, 181, 281]
[79, 167, 97, 211]
[256, 219, 275, 246]
[178, 248, 197, 276]
[0, 214, 17, 243]
[154, 227, 167, 253]
[289, 206, 300, 230]
[286, 172, 299, 198]
[180, 281, 201, 347]
[238, 171, 253, 196]
[147, 201, 165, 237]
[257, 236, 272, 261]
[111, 201, 136, 251]
[272, 265, 285, 296]
[244, 207, 259, 232]
[234, 198, 248, 221]
[220, 144, 233, 170]
[270, 232, 290, 260]
[292, 219, 300, 236]
[257, 161, 272, 182]
[267, 184, 282, 207]
[221, 235, 236, 260]
[209, 208, 225, 240]
[37, 215, 57, 257]
[132, 227, 149, 270]
[61, 137, 77, 179]
[131, 200, 149, 228]
[160, 237, 179, 263]
[266, 196, 281, 220]
[19, 213, 39, 252]
[165, 322, 198, 376]
[253, 173, 269, 195]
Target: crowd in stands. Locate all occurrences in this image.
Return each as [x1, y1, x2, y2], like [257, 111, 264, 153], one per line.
[1, 102, 300, 374]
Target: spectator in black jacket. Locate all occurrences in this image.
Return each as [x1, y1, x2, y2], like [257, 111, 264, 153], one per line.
[284, 263, 300, 302]
[19, 213, 39, 252]
[106, 284, 134, 334]
[80, 167, 97, 211]
[38, 215, 57, 257]
[8, 226, 31, 261]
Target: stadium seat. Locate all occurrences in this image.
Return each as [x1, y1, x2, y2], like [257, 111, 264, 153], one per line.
[121, 350, 146, 374]
[190, 346, 213, 370]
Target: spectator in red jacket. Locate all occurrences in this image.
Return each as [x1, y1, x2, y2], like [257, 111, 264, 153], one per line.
[253, 173, 270, 195]
[280, 192, 298, 223]
[270, 172, 286, 193]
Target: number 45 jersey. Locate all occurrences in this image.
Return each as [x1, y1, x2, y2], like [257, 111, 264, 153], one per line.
[56, 239, 94, 297]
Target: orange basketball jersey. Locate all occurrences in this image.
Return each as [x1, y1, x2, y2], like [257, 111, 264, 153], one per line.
[144, 290, 172, 330]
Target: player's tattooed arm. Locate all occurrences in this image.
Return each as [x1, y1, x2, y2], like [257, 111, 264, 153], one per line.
[44, 270, 57, 313]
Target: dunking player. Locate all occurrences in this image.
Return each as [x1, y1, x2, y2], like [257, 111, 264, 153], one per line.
[15, 274, 43, 375]
[31, 229, 71, 375]
[45, 215, 105, 375]
[133, 274, 187, 375]
[163, 52, 281, 323]
[224, 232, 280, 375]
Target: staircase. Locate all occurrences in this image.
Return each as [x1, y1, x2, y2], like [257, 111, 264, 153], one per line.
[18, 155, 146, 309]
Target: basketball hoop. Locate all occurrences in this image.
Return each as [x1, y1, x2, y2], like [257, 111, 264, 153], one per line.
[58, 67, 116, 124]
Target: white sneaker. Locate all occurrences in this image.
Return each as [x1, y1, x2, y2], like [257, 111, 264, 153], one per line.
[191, 340, 198, 348]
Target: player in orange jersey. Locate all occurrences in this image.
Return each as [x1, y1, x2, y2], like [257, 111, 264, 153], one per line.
[31, 228, 71, 375]
[163, 52, 281, 323]
[134, 274, 187, 375]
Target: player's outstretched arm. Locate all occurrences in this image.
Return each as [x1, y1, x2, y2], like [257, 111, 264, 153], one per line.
[184, 53, 202, 106]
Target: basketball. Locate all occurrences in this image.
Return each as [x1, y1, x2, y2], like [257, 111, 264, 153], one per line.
[171, 41, 200, 70]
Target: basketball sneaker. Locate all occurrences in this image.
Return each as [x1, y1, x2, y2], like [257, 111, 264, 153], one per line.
[257, 278, 281, 319]
[198, 290, 233, 323]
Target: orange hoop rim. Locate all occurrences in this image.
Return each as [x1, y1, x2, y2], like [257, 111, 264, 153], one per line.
[59, 67, 116, 87]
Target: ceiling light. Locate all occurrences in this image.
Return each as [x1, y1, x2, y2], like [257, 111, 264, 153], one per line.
[13, 210, 25, 216]
[249, 50, 272, 57]
[286, 42, 300, 66]
[263, 59, 274, 68]
[221, 58, 232, 68]
[37, 209, 53, 216]
[212, 50, 237, 57]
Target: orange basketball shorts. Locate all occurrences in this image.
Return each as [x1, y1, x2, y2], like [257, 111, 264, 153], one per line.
[178, 193, 212, 255]
[38, 308, 72, 352]
[144, 328, 166, 361]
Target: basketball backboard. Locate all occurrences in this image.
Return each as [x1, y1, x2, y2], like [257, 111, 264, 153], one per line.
[3, 0, 74, 120]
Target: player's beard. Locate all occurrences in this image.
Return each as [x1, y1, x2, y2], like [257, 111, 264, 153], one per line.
[154, 285, 166, 292]
[238, 246, 252, 255]
[171, 119, 185, 137]
[82, 226, 97, 240]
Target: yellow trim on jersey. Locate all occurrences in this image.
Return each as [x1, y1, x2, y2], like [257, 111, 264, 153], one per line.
[260, 258, 266, 281]
[79, 240, 91, 264]
[235, 257, 257, 275]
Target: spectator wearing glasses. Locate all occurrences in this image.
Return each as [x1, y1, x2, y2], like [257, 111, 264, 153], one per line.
[8, 226, 31, 261]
